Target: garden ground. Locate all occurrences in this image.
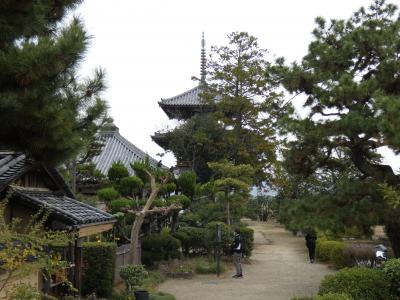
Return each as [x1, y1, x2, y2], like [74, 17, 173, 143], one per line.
[158, 221, 334, 300]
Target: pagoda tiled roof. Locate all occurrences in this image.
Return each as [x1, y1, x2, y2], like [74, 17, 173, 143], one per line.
[92, 126, 161, 176]
[159, 86, 203, 107]
[13, 187, 114, 226]
[158, 86, 215, 120]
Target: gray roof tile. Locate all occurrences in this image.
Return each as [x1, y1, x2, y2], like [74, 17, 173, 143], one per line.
[160, 86, 203, 106]
[0, 152, 28, 192]
[14, 189, 114, 226]
[92, 127, 161, 176]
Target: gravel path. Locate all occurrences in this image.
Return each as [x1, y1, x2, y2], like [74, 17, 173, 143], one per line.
[158, 222, 334, 300]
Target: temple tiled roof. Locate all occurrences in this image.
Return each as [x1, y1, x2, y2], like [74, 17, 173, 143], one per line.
[0, 151, 29, 192]
[158, 86, 214, 120]
[92, 126, 161, 176]
[13, 188, 114, 226]
[159, 86, 203, 107]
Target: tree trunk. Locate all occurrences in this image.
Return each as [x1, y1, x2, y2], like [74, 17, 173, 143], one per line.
[226, 190, 231, 226]
[171, 211, 179, 233]
[385, 221, 400, 258]
[128, 171, 167, 264]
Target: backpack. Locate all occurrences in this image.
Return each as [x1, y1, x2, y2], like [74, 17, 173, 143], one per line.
[239, 235, 245, 253]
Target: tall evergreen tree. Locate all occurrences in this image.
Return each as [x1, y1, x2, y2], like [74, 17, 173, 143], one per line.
[278, 0, 400, 256]
[163, 113, 228, 182]
[0, 0, 110, 165]
[206, 32, 287, 183]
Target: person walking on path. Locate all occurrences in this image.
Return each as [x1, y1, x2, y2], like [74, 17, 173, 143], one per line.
[305, 229, 317, 263]
[231, 228, 243, 278]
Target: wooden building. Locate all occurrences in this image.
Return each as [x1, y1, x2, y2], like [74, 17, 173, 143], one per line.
[0, 150, 115, 297]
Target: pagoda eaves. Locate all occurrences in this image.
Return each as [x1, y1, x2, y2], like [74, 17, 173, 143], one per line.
[158, 86, 214, 120]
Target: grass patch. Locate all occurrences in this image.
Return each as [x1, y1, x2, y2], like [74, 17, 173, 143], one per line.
[195, 258, 227, 274]
[150, 292, 176, 300]
[140, 271, 166, 293]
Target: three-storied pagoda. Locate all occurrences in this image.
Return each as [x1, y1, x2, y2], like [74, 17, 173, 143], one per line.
[152, 34, 214, 169]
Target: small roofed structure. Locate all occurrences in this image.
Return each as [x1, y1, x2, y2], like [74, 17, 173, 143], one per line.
[0, 150, 115, 296]
[92, 124, 161, 176]
[11, 187, 114, 237]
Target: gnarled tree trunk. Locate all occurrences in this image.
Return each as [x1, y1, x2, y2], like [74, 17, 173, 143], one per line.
[128, 171, 168, 264]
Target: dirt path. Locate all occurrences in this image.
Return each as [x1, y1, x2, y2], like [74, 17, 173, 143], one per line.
[158, 222, 334, 300]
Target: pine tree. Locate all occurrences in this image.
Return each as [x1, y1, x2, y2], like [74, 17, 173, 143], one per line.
[0, 1, 110, 165]
[207, 32, 287, 183]
[279, 0, 400, 256]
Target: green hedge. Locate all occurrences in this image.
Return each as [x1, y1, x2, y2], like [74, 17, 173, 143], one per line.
[82, 242, 117, 298]
[382, 258, 400, 297]
[319, 267, 393, 300]
[316, 240, 345, 268]
[142, 233, 181, 266]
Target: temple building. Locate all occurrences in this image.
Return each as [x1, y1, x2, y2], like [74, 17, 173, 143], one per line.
[152, 34, 215, 170]
[93, 124, 161, 176]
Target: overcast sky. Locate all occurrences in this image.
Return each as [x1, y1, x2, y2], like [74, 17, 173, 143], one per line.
[74, 0, 400, 172]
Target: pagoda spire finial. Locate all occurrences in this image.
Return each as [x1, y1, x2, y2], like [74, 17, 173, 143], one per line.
[200, 32, 206, 83]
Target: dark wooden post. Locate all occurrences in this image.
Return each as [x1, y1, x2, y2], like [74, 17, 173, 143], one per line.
[74, 238, 83, 296]
[216, 224, 221, 277]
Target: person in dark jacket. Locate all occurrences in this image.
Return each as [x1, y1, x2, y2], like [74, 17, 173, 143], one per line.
[231, 228, 243, 278]
[305, 229, 317, 263]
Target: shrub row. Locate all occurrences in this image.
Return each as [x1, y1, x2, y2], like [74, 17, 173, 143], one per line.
[81, 242, 117, 298]
[142, 232, 181, 266]
[292, 259, 400, 300]
[316, 240, 345, 268]
[319, 267, 393, 300]
[173, 223, 254, 257]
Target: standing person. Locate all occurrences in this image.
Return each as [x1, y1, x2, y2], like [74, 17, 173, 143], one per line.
[305, 229, 317, 263]
[231, 228, 243, 278]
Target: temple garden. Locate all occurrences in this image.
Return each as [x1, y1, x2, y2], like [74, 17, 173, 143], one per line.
[1, 0, 400, 299]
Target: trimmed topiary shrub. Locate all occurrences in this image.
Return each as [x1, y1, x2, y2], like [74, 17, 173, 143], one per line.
[239, 226, 254, 257]
[382, 258, 400, 297]
[167, 194, 191, 209]
[108, 161, 129, 183]
[205, 222, 233, 255]
[82, 242, 117, 298]
[319, 267, 393, 300]
[97, 187, 119, 202]
[315, 293, 353, 300]
[177, 171, 196, 198]
[174, 226, 207, 255]
[117, 176, 143, 196]
[109, 198, 135, 214]
[142, 233, 181, 266]
[120, 264, 148, 294]
[179, 212, 201, 226]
